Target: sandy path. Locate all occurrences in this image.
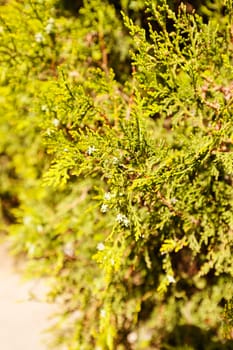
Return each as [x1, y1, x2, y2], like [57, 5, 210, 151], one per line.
[0, 243, 56, 350]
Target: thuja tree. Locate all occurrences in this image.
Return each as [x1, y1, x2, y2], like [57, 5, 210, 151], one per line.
[1, 0, 233, 349]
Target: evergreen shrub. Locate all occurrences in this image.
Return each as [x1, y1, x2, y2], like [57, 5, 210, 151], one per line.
[0, 0, 233, 349]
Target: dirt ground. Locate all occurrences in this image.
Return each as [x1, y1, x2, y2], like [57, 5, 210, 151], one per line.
[0, 243, 56, 350]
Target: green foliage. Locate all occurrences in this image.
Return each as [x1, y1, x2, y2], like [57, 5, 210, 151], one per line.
[1, 0, 233, 349]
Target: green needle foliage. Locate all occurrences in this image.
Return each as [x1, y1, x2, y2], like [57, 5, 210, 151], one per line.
[1, 0, 233, 349]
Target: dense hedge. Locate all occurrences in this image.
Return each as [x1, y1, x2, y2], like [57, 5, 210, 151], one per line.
[1, 1, 233, 349]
